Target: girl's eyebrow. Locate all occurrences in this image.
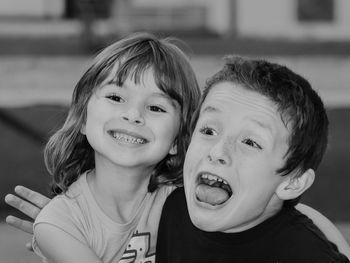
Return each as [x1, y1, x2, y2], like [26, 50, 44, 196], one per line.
[106, 79, 121, 86]
[153, 92, 179, 109]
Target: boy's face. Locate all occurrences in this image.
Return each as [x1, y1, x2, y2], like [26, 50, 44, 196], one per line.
[183, 81, 291, 233]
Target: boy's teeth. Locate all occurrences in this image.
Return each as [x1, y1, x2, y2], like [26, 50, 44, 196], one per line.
[208, 174, 216, 181]
[200, 173, 228, 185]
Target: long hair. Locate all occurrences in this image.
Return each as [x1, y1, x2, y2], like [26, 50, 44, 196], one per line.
[45, 32, 201, 195]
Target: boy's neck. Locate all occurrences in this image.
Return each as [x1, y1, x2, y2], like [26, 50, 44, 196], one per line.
[201, 204, 291, 246]
[224, 196, 284, 233]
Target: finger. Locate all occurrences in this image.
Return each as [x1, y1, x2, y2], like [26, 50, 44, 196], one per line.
[26, 242, 34, 252]
[6, 215, 34, 234]
[5, 194, 41, 219]
[14, 185, 50, 208]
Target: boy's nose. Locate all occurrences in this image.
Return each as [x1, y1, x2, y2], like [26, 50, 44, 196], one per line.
[207, 140, 232, 166]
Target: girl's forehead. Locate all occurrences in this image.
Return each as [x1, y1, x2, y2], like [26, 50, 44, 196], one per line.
[109, 61, 156, 82]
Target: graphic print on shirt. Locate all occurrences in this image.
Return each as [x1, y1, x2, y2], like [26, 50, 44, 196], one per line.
[119, 231, 155, 263]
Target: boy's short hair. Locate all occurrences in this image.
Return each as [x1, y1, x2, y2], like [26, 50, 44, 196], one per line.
[198, 56, 329, 204]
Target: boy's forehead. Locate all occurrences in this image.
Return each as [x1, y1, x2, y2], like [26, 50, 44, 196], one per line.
[199, 81, 291, 154]
[201, 82, 278, 120]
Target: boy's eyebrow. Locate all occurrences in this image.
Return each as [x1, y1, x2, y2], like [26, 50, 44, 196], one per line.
[200, 105, 220, 114]
[248, 118, 275, 140]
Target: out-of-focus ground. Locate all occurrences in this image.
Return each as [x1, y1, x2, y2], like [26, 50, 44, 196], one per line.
[0, 21, 350, 262]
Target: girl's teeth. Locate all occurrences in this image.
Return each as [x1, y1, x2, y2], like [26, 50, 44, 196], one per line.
[112, 132, 145, 144]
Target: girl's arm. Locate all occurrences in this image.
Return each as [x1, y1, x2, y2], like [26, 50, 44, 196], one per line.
[34, 223, 103, 263]
[5, 185, 50, 234]
[296, 203, 350, 259]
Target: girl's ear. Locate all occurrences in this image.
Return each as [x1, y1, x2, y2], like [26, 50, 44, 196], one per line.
[276, 169, 315, 201]
[169, 144, 177, 155]
[80, 124, 86, 135]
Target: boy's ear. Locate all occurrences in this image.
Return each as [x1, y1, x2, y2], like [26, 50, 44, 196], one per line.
[276, 169, 315, 200]
[169, 143, 177, 155]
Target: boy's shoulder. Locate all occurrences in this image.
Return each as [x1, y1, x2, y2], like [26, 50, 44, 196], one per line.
[164, 187, 186, 208]
[272, 207, 349, 262]
[160, 187, 187, 224]
[167, 186, 185, 199]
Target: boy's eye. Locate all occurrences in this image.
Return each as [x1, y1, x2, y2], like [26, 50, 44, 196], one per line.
[106, 94, 124, 103]
[199, 126, 217, 136]
[148, 105, 166, 113]
[242, 138, 262, 150]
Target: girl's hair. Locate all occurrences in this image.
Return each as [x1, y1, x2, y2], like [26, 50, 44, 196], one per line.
[45, 32, 201, 195]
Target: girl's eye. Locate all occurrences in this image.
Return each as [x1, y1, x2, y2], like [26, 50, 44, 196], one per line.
[106, 94, 124, 103]
[242, 138, 262, 150]
[199, 126, 217, 136]
[148, 105, 166, 113]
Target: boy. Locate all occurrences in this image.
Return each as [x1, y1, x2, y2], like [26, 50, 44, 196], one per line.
[156, 56, 349, 262]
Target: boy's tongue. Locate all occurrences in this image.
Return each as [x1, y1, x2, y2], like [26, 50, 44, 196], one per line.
[195, 184, 230, 206]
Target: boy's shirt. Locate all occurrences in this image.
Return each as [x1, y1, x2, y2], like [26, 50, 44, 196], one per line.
[156, 187, 349, 263]
[32, 172, 175, 263]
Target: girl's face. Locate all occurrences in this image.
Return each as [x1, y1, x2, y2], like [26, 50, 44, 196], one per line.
[82, 67, 180, 171]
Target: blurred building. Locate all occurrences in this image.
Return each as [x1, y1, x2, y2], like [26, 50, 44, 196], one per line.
[238, 0, 350, 40]
[0, 0, 65, 18]
[0, 0, 349, 40]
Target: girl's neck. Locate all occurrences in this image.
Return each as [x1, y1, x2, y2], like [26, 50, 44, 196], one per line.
[87, 161, 154, 224]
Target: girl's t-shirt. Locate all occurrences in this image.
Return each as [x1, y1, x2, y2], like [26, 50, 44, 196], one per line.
[32, 172, 175, 263]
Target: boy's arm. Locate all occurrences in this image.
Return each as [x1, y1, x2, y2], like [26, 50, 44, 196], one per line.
[5, 185, 50, 234]
[296, 203, 350, 259]
[34, 223, 103, 263]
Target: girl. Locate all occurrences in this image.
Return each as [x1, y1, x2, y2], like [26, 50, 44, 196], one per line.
[26, 32, 201, 263]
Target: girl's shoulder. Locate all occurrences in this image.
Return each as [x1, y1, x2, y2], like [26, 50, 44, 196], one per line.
[65, 172, 88, 197]
[36, 172, 89, 222]
[142, 184, 177, 214]
[153, 184, 177, 198]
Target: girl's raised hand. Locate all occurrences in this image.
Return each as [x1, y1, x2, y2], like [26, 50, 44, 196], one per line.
[5, 185, 51, 234]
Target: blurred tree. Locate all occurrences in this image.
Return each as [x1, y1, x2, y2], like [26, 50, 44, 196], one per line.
[66, 0, 113, 50]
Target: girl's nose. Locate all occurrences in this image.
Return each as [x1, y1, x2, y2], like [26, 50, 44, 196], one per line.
[207, 139, 232, 166]
[121, 108, 145, 125]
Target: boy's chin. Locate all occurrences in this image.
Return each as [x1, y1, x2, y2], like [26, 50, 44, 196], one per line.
[189, 212, 223, 232]
[186, 192, 234, 232]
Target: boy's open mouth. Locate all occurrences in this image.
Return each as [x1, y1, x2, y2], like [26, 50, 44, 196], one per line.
[195, 172, 233, 206]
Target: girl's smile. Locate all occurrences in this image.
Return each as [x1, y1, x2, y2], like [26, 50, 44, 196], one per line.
[82, 67, 180, 170]
[107, 129, 148, 146]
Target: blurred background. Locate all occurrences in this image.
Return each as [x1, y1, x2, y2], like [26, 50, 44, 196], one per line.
[0, 0, 349, 262]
